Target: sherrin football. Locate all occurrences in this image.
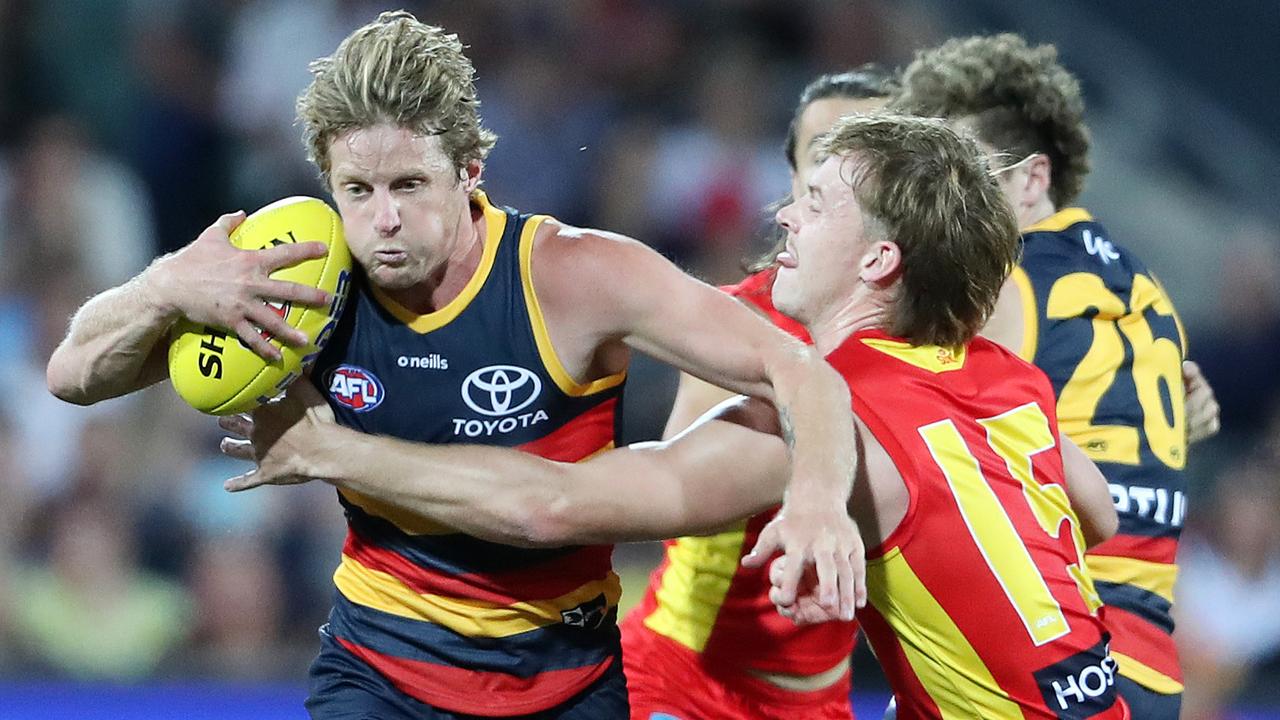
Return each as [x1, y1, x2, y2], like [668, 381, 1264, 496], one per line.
[168, 196, 352, 415]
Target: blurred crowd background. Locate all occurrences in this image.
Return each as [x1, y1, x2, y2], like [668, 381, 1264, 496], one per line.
[1, 0, 1278, 717]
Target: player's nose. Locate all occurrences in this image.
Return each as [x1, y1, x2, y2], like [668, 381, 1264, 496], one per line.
[372, 191, 402, 236]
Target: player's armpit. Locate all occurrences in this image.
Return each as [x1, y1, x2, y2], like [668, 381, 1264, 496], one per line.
[1059, 433, 1119, 547]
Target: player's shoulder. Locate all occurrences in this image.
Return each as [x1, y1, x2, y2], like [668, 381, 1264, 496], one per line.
[530, 217, 655, 267]
[1021, 207, 1151, 283]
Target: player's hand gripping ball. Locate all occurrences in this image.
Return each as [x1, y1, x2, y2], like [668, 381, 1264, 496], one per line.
[168, 197, 351, 415]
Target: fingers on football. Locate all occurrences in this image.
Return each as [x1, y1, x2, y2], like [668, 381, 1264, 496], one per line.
[213, 210, 246, 236]
[258, 241, 328, 274]
[242, 303, 307, 348]
[262, 278, 330, 308]
[233, 319, 283, 361]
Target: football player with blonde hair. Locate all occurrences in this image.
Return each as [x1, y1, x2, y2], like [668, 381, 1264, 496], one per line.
[47, 11, 864, 718]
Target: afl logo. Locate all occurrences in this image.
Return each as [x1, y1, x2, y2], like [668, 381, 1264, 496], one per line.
[327, 364, 384, 413]
[462, 364, 542, 417]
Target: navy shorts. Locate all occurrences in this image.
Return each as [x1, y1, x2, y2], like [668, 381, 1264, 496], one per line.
[304, 625, 629, 719]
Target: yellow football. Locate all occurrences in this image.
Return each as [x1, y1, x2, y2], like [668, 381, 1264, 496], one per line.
[168, 196, 352, 415]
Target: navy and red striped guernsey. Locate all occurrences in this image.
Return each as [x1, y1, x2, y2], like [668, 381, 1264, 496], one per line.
[309, 191, 626, 715]
[1012, 208, 1188, 695]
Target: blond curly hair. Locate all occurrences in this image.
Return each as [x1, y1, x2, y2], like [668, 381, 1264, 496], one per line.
[892, 33, 1090, 207]
[297, 11, 497, 181]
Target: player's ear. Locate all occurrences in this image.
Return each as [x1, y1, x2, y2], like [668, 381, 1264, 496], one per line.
[861, 240, 901, 285]
[1023, 153, 1052, 207]
[461, 160, 483, 193]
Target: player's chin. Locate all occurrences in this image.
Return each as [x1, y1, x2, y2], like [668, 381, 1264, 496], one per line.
[366, 264, 422, 290]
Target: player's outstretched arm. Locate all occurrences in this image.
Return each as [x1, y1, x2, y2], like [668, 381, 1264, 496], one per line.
[220, 383, 790, 547]
[46, 212, 331, 405]
[534, 227, 862, 617]
[1060, 433, 1119, 547]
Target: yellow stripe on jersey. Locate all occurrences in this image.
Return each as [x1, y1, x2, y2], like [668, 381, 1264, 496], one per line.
[1085, 555, 1178, 603]
[868, 547, 1023, 719]
[368, 191, 506, 334]
[860, 338, 967, 374]
[643, 523, 748, 652]
[518, 216, 626, 397]
[1111, 651, 1185, 694]
[339, 488, 456, 536]
[333, 554, 622, 638]
[1008, 266, 1038, 362]
[920, 418, 1071, 646]
[1022, 207, 1093, 234]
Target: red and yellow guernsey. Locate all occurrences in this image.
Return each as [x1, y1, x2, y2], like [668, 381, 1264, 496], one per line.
[309, 192, 625, 715]
[831, 328, 1126, 719]
[623, 268, 857, 693]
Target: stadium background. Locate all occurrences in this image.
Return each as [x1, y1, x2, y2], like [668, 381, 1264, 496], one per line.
[1, 0, 1277, 717]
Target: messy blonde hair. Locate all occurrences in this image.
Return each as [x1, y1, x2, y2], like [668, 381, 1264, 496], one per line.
[297, 11, 497, 180]
[820, 114, 1019, 345]
[892, 34, 1090, 207]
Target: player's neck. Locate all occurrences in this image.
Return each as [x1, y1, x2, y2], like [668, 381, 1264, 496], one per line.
[806, 295, 890, 356]
[1019, 197, 1058, 230]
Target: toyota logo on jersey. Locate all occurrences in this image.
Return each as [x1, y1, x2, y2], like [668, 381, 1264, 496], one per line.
[327, 364, 384, 413]
[461, 364, 542, 417]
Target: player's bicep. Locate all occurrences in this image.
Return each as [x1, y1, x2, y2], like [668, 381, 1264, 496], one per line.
[1059, 433, 1118, 547]
[588, 236, 801, 399]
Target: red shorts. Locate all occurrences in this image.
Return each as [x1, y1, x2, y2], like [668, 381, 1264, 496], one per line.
[621, 623, 853, 720]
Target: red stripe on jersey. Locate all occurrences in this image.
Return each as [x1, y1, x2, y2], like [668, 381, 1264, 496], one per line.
[1101, 605, 1183, 682]
[1088, 534, 1178, 565]
[343, 532, 613, 606]
[856, 608, 943, 720]
[517, 398, 617, 462]
[337, 636, 613, 715]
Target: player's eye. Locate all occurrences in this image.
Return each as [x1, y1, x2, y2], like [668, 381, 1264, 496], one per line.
[395, 178, 425, 192]
[344, 184, 370, 198]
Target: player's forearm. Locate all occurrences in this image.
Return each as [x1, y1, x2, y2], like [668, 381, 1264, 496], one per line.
[767, 350, 858, 507]
[306, 425, 579, 547]
[46, 267, 179, 405]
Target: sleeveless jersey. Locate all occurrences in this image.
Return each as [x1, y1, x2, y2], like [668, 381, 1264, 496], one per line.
[625, 269, 856, 686]
[836, 328, 1123, 720]
[1011, 208, 1187, 693]
[309, 192, 627, 715]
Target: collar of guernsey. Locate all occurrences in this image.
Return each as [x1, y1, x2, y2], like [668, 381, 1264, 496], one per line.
[311, 189, 628, 714]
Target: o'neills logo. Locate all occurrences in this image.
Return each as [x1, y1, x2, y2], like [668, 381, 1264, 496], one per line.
[453, 364, 548, 437]
[397, 353, 449, 370]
